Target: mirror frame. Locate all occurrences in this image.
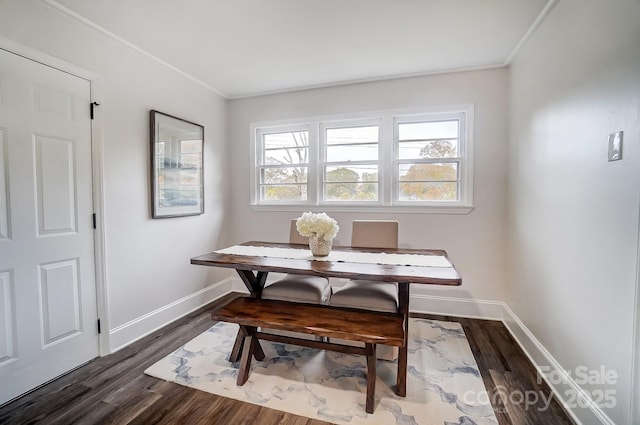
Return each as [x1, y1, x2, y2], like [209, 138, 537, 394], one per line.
[150, 110, 204, 218]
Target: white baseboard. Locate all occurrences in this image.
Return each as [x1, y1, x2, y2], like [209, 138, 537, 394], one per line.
[402, 292, 617, 425]
[501, 304, 616, 425]
[409, 293, 504, 320]
[108, 277, 235, 353]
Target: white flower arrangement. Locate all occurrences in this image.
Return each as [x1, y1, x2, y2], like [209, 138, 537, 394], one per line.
[296, 212, 339, 240]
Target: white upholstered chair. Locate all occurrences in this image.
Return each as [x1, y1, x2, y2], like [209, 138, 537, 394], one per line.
[330, 220, 399, 313]
[261, 220, 331, 305]
[329, 220, 400, 359]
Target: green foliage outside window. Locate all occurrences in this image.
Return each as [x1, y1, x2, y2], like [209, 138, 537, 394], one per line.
[399, 140, 458, 201]
[325, 168, 378, 201]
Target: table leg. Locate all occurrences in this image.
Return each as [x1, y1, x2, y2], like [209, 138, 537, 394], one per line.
[396, 282, 410, 397]
[236, 269, 268, 298]
[229, 270, 268, 362]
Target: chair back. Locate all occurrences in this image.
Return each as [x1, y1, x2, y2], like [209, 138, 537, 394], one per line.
[351, 220, 398, 249]
[289, 219, 308, 245]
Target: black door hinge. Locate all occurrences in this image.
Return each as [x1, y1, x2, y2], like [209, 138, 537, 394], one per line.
[92, 213, 97, 229]
[97, 319, 101, 334]
[90, 102, 100, 119]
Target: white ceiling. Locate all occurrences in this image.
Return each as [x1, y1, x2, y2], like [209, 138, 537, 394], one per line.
[51, 0, 552, 99]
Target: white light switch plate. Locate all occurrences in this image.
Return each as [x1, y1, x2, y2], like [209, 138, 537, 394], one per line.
[608, 131, 623, 161]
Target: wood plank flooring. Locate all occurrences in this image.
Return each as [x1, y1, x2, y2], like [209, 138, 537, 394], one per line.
[0, 293, 575, 425]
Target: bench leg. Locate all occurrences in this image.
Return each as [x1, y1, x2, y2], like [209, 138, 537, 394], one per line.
[230, 270, 269, 362]
[247, 326, 265, 361]
[253, 337, 266, 361]
[231, 326, 265, 362]
[229, 326, 247, 362]
[237, 334, 257, 386]
[397, 346, 408, 397]
[365, 343, 377, 414]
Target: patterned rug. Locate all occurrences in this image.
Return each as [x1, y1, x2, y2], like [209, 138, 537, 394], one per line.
[145, 318, 497, 425]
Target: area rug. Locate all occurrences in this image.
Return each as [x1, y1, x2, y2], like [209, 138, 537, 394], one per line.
[145, 318, 497, 425]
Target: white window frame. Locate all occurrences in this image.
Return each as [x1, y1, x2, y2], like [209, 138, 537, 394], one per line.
[393, 111, 472, 207]
[250, 105, 474, 214]
[319, 118, 383, 206]
[251, 123, 313, 206]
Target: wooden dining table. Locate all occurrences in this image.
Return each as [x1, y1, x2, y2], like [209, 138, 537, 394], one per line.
[191, 241, 462, 397]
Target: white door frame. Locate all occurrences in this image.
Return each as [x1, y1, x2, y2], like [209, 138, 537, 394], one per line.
[0, 35, 110, 356]
[633, 200, 640, 423]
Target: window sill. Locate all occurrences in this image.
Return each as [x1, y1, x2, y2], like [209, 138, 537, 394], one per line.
[250, 204, 475, 215]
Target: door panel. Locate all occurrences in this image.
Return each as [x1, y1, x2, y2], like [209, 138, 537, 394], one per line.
[34, 135, 77, 235]
[38, 258, 81, 346]
[0, 48, 98, 405]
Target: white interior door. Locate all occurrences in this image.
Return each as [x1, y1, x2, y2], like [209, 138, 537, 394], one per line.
[0, 48, 99, 405]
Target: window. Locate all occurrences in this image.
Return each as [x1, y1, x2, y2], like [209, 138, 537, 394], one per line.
[256, 126, 309, 202]
[251, 106, 473, 213]
[395, 115, 464, 203]
[321, 122, 380, 202]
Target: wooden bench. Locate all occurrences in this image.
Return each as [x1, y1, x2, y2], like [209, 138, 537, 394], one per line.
[210, 297, 405, 413]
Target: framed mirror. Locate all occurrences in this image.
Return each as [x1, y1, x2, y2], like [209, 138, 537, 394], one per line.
[150, 110, 204, 218]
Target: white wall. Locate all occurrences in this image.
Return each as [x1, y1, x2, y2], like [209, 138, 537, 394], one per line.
[0, 0, 232, 351]
[508, 0, 640, 423]
[228, 69, 509, 307]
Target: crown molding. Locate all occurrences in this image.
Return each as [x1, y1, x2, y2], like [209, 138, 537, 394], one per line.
[504, 0, 560, 65]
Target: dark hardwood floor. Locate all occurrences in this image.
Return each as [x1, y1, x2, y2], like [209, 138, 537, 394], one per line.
[0, 293, 574, 425]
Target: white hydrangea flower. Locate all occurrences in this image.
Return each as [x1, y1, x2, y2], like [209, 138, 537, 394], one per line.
[295, 212, 339, 239]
